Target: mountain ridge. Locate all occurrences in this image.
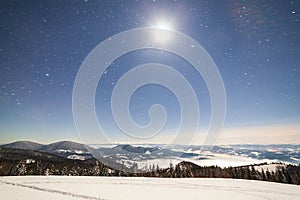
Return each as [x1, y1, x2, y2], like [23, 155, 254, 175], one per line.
[1, 140, 91, 160]
[1, 141, 43, 151]
[1, 140, 87, 151]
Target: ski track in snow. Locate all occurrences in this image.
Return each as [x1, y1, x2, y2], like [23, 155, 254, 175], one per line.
[1, 179, 106, 200]
[1, 176, 299, 200]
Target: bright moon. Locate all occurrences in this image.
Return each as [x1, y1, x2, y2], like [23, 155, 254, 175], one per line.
[152, 20, 174, 43]
[155, 21, 172, 30]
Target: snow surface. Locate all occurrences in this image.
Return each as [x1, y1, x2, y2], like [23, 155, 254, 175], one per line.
[67, 155, 86, 160]
[0, 176, 299, 200]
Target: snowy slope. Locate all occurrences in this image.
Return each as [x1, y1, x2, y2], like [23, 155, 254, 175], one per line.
[1, 176, 299, 200]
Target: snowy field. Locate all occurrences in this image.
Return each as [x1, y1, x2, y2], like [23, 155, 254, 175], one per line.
[1, 176, 299, 200]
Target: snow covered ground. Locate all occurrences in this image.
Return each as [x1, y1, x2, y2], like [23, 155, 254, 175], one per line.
[1, 176, 299, 200]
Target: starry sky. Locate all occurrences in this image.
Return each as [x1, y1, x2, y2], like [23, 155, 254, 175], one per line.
[0, 0, 299, 144]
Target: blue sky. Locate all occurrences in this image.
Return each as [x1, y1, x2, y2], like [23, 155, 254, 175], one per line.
[0, 0, 299, 144]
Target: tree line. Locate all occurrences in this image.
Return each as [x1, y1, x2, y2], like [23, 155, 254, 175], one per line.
[140, 161, 300, 185]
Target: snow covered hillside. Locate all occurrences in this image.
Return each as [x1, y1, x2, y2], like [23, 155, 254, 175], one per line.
[1, 176, 299, 200]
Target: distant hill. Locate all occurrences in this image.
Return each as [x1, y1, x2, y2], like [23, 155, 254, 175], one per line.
[113, 144, 159, 154]
[40, 141, 88, 152]
[2, 141, 43, 151]
[1, 140, 91, 160]
[0, 146, 67, 162]
[0, 148, 113, 176]
[1, 140, 88, 152]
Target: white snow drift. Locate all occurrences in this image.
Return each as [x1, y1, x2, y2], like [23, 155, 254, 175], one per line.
[0, 176, 299, 200]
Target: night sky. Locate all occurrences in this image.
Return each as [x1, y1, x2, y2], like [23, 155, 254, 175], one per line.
[0, 0, 299, 144]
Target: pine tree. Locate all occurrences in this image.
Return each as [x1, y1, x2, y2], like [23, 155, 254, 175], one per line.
[156, 164, 160, 173]
[261, 170, 267, 181]
[169, 161, 174, 177]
